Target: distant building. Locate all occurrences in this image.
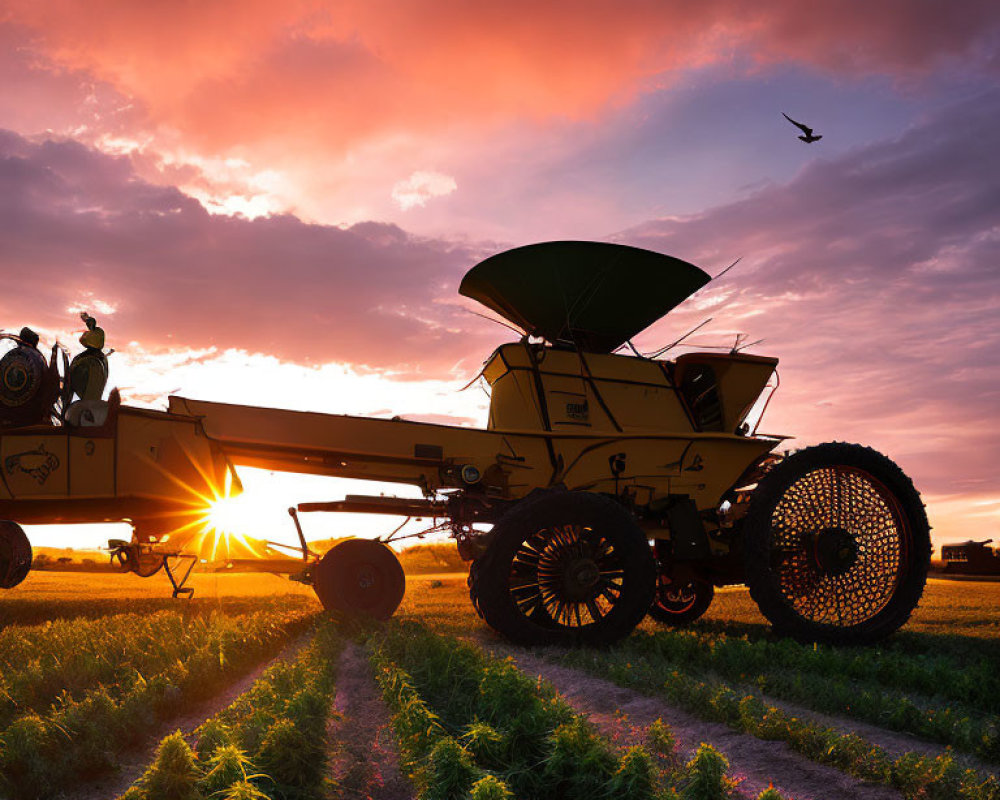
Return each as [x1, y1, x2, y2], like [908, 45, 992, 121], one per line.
[941, 539, 1000, 575]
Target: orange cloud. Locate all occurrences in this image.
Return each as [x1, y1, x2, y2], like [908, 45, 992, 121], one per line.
[8, 0, 998, 159]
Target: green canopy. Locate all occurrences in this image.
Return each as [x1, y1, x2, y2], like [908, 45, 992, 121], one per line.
[459, 241, 711, 353]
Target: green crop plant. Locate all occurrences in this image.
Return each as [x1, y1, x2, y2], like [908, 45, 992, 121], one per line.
[369, 620, 661, 800]
[615, 628, 1000, 760]
[469, 774, 515, 800]
[647, 718, 677, 760]
[551, 646, 1000, 800]
[422, 737, 481, 800]
[0, 606, 311, 800]
[461, 722, 506, 771]
[218, 780, 272, 800]
[118, 620, 343, 800]
[198, 744, 260, 796]
[122, 731, 201, 800]
[608, 745, 659, 797]
[370, 644, 500, 799]
[0, 599, 316, 729]
[680, 744, 739, 800]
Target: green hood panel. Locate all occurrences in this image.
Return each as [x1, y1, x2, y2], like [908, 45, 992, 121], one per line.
[459, 241, 710, 353]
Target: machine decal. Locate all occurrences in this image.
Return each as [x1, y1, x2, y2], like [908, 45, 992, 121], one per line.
[684, 453, 705, 472]
[663, 441, 695, 474]
[5, 444, 60, 485]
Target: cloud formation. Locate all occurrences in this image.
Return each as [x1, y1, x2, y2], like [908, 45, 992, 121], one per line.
[3, 85, 998, 540]
[617, 89, 1000, 521]
[8, 1, 998, 149]
[392, 171, 457, 210]
[3, 3, 998, 233]
[0, 129, 496, 372]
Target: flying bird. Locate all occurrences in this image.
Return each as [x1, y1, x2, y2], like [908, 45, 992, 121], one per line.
[782, 112, 822, 143]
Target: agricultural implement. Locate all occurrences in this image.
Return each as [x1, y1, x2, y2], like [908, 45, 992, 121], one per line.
[0, 241, 931, 645]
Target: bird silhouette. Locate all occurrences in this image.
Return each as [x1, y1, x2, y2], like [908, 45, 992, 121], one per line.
[782, 112, 822, 143]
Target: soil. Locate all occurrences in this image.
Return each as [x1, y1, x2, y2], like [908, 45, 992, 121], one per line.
[480, 638, 904, 800]
[61, 634, 311, 800]
[326, 641, 413, 800]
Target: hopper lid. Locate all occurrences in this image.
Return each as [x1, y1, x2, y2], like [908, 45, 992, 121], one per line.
[459, 240, 710, 353]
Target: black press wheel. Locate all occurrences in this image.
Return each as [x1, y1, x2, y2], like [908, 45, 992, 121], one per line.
[648, 578, 714, 626]
[743, 442, 930, 645]
[471, 490, 656, 646]
[0, 520, 32, 589]
[313, 538, 405, 620]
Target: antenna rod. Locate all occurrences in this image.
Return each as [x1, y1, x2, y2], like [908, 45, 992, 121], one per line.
[713, 256, 742, 281]
[647, 317, 713, 359]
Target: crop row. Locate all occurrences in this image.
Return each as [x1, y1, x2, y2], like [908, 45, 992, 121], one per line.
[369, 620, 789, 800]
[120, 621, 342, 800]
[626, 628, 1000, 759]
[697, 614, 1000, 671]
[0, 605, 316, 800]
[642, 624, 1000, 715]
[555, 647, 1000, 800]
[0, 592, 318, 631]
[0, 597, 316, 730]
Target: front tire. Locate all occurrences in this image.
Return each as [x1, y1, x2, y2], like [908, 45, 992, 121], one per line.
[743, 442, 930, 645]
[471, 490, 656, 646]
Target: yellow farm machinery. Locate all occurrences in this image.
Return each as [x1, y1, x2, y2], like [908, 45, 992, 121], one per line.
[0, 242, 931, 645]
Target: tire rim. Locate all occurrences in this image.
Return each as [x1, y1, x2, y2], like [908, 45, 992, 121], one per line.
[655, 579, 699, 614]
[509, 523, 625, 628]
[768, 465, 910, 626]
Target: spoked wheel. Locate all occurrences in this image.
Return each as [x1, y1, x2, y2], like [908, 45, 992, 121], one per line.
[313, 538, 405, 620]
[0, 520, 31, 589]
[471, 490, 656, 646]
[743, 442, 930, 645]
[649, 577, 714, 626]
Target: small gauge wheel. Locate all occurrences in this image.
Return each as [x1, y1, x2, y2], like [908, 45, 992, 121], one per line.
[313, 538, 405, 620]
[0, 520, 32, 589]
[648, 577, 714, 625]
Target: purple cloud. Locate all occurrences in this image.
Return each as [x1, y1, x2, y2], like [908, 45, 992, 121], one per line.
[0, 130, 499, 372]
[617, 90, 1000, 507]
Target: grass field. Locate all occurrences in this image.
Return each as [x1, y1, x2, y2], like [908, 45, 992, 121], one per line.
[1, 569, 998, 799]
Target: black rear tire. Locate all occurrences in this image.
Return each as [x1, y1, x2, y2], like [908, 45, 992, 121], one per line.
[471, 490, 656, 646]
[743, 442, 930, 645]
[648, 578, 714, 626]
[0, 520, 32, 589]
[313, 539, 405, 620]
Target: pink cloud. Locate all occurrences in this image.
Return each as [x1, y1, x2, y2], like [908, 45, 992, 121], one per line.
[3, 85, 998, 542]
[5, 2, 998, 159]
[0, 130, 498, 372]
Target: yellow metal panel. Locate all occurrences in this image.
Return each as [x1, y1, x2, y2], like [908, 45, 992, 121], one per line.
[488, 371, 544, 430]
[593, 382, 691, 432]
[69, 435, 114, 496]
[1, 432, 69, 497]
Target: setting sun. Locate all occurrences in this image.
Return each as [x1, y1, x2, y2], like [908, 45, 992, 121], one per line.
[188, 471, 266, 562]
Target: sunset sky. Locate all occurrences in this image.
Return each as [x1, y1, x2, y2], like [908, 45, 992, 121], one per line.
[2, 1, 999, 552]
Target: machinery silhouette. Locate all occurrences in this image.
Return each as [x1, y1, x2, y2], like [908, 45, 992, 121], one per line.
[0, 242, 930, 646]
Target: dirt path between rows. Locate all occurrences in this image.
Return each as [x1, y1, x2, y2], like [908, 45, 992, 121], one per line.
[62, 633, 311, 800]
[326, 641, 413, 800]
[481, 639, 902, 800]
